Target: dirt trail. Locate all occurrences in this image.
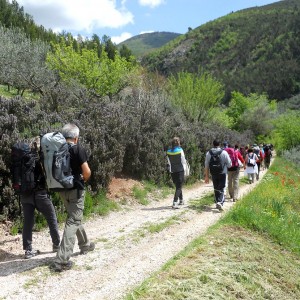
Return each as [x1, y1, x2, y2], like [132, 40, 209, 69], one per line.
[0, 167, 269, 300]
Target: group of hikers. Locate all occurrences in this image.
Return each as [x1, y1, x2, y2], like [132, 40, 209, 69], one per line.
[11, 129, 272, 272]
[166, 137, 272, 211]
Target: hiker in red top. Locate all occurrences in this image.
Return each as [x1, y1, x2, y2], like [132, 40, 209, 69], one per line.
[225, 144, 245, 202]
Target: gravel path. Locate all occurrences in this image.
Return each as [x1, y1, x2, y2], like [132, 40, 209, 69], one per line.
[0, 168, 268, 300]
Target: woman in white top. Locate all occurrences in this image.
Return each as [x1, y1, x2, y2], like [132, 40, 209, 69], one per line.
[244, 148, 258, 184]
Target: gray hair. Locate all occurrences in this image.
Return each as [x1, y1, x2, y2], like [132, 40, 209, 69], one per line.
[61, 123, 80, 139]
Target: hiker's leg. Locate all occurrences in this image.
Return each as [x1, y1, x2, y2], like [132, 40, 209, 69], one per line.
[227, 171, 233, 198]
[171, 172, 183, 202]
[74, 190, 91, 251]
[257, 163, 261, 180]
[35, 190, 60, 247]
[211, 175, 219, 203]
[178, 171, 184, 201]
[233, 169, 240, 200]
[21, 202, 35, 250]
[55, 190, 83, 263]
[214, 174, 226, 205]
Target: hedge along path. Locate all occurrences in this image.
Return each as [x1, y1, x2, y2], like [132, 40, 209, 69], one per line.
[0, 164, 272, 300]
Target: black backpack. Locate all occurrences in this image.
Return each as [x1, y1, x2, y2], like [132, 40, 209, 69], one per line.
[254, 148, 261, 160]
[11, 142, 38, 194]
[209, 149, 224, 175]
[247, 153, 256, 167]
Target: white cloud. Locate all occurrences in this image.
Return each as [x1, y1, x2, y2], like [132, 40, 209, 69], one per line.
[138, 0, 165, 8]
[111, 32, 132, 44]
[140, 30, 154, 34]
[14, 0, 134, 33]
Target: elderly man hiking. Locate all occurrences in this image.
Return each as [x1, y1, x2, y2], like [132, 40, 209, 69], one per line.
[50, 123, 95, 272]
[205, 140, 232, 211]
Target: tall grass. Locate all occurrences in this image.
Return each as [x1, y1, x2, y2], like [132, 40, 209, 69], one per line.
[126, 157, 300, 299]
[222, 157, 300, 254]
[83, 191, 119, 216]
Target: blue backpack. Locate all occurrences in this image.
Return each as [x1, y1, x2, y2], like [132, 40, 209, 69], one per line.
[40, 132, 74, 191]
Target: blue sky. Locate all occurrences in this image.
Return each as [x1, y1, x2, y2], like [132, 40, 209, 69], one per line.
[14, 0, 281, 44]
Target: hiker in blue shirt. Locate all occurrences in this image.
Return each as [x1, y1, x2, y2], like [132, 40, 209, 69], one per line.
[166, 137, 187, 209]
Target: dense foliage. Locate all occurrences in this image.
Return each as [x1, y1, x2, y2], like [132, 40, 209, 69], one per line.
[141, 0, 300, 102]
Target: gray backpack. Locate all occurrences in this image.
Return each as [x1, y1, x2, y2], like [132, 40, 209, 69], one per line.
[40, 132, 74, 190]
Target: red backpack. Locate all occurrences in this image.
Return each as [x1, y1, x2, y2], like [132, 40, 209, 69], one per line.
[225, 147, 239, 171]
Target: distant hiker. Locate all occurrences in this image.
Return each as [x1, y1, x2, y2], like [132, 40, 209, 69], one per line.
[50, 123, 94, 272]
[244, 148, 258, 184]
[225, 144, 245, 202]
[253, 144, 264, 180]
[222, 141, 229, 195]
[166, 137, 188, 209]
[259, 144, 265, 170]
[11, 137, 60, 259]
[205, 140, 232, 210]
[263, 144, 272, 169]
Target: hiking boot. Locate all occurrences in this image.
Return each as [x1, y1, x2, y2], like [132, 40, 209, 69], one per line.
[216, 202, 223, 211]
[24, 249, 40, 259]
[50, 261, 74, 272]
[172, 201, 179, 209]
[80, 242, 95, 255]
[52, 244, 60, 253]
[179, 200, 185, 205]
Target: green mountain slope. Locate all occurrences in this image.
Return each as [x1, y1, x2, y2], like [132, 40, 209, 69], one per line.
[141, 0, 300, 102]
[117, 31, 181, 58]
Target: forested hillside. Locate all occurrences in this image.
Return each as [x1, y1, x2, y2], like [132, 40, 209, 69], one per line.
[117, 32, 181, 58]
[141, 0, 300, 102]
[0, 0, 133, 61]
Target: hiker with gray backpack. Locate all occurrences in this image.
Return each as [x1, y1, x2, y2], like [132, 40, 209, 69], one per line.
[40, 123, 95, 272]
[11, 137, 60, 259]
[204, 140, 232, 211]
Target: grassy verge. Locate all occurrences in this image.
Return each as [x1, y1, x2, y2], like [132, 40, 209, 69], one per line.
[133, 181, 172, 205]
[126, 157, 300, 299]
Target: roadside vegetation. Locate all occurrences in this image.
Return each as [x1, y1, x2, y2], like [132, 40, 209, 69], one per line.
[126, 157, 300, 299]
[1, 0, 300, 298]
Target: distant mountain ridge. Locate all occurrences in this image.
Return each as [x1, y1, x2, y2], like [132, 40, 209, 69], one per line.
[117, 31, 181, 58]
[141, 0, 300, 102]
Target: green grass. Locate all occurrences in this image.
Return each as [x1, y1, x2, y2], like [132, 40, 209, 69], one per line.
[126, 157, 300, 299]
[132, 180, 165, 205]
[223, 157, 300, 254]
[143, 215, 181, 234]
[132, 185, 149, 205]
[0, 84, 40, 100]
[189, 192, 215, 212]
[84, 191, 119, 216]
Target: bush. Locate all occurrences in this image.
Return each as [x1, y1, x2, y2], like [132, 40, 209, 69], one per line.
[282, 146, 300, 167]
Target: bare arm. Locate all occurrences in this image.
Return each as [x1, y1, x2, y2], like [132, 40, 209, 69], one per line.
[81, 162, 91, 182]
